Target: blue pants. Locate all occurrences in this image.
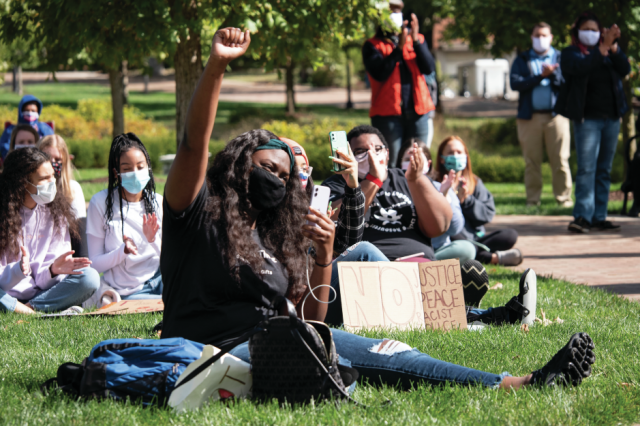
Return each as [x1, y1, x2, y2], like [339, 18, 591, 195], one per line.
[122, 269, 163, 300]
[371, 112, 431, 167]
[324, 242, 389, 326]
[434, 240, 477, 264]
[0, 267, 100, 313]
[229, 328, 508, 389]
[572, 118, 621, 223]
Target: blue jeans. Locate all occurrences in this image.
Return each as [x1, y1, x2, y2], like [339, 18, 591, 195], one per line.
[371, 112, 431, 166]
[228, 329, 508, 389]
[122, 269, 163, 300]
[0, 267, 100, 313]
[572, 118, 621, 223]
[324, 242, 389, 326]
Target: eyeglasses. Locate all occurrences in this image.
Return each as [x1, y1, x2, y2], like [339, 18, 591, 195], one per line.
[353, 146, 386, 157]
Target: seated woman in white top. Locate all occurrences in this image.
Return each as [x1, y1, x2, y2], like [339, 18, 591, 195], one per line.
[38, 135, 86, 218]
[85, 133, 163, 307]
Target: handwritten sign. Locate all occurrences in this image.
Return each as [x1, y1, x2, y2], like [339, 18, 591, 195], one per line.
[338, 259, 467, 332]
[419, 259, 467, 331]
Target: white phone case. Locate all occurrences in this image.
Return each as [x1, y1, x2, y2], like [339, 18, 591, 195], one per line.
[307, 186, 331, 226]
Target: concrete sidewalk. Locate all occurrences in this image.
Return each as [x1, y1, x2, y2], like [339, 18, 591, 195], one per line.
[487, 215, 640, 301]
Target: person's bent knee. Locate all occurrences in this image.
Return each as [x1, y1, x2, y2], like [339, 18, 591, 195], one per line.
[502, 229, 518, 247]
[357, 241, 390, 262]
[75, 267, 101, 293]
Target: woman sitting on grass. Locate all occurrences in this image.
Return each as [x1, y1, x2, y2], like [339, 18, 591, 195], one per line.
[85, 133, 163, 307]
[8, 124, 40, 153]
[0, 148, 99, 314]
[160, 28, 596, 390]
[397, 138, 477, 264]
[37, 135, 86, 218]
[434, 136, 522, 266]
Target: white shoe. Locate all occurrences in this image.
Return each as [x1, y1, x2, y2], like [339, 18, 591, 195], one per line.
[100, 289, 121, 307]
[59, 306, 84, 315]
[519, 269, 537, 325]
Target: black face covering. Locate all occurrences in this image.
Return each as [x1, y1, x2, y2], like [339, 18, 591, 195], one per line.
[248, 165, 286, 210]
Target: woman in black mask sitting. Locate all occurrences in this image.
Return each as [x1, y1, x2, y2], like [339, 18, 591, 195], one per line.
[160, 28, 595, 391]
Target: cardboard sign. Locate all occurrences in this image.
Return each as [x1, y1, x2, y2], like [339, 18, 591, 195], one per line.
[418, 259, 467, 331]
[338, 259, 467, 332]
[39, 299, 164, 319]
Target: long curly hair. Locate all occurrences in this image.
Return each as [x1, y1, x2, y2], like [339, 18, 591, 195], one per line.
[0, 148, 78, 258]
[205, 129, 309, 302]
[105, 133, 157, 235]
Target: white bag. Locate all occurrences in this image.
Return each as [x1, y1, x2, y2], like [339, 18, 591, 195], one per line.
[168, 345, 252, 412]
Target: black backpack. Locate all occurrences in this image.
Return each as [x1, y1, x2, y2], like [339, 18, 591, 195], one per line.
[173, 297, 360, 405]
[621, 115, 640, 217]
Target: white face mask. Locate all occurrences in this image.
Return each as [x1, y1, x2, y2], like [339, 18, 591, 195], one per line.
[578, 30, 600, 47]
[390, 12, 403, 30]
[14, 144, 34, 150]
[532, 36, 551, 53]
[401, 159, 430, 175]
[28, 179, 57, 205]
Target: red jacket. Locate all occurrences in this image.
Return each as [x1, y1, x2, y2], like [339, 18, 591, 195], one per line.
[367, 34, 435, 117]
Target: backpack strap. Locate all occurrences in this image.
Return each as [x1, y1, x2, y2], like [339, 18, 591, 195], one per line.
[172, 327, 262, 391]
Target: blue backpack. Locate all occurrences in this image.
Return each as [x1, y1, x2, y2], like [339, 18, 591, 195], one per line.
[41, 338, 204, 406]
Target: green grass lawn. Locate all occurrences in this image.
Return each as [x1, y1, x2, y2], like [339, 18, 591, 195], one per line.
[1, 267, 638, 425]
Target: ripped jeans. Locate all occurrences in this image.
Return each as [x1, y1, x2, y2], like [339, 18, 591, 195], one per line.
[228, 328, 509, 389]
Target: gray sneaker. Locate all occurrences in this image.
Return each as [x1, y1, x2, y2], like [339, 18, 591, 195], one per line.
[496, 248, 523, 266]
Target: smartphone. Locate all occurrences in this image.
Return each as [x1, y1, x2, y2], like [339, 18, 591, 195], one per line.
[307, 185, 331, 227]
[330, 131, 349, 172]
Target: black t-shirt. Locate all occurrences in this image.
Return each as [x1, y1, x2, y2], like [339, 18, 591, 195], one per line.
[161, 183, 289, 347]
[584, 59, 617, 119]
[323, 168, 434, 260]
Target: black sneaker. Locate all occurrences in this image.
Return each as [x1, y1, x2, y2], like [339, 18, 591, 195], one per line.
[471, 269, 536, 326]
[568, 217, 591, 234]
[530, 332, 596, 387]
[591, 220, 621, 231]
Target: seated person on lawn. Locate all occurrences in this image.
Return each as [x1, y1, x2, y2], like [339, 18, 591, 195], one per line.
[7, 124, 40, 156]
[434, 136, 522, 266]
[85, 134, 163, 307]
[0, 148, 99, 314]
[160, 27, 595, 390]
[1, 95, 54, 160]
[322, 125, 452, 261]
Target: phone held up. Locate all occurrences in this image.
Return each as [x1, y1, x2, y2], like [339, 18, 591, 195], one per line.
[329, 131, 349, 172]
[307, 185, 331, 227]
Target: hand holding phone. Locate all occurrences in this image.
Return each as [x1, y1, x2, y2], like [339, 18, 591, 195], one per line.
[329, 131, 349, 172]
[307, 185, 331, 227]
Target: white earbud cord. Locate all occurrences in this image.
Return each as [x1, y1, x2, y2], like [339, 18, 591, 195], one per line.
[300, 250, 337, 322]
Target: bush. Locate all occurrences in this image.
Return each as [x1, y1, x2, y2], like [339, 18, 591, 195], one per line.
[0, 100, 169, 141]
[262, 118, 360, 180]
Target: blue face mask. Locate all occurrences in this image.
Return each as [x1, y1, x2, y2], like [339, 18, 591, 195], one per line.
[442, 154, 467, 172]
[120, 168, 150, 194]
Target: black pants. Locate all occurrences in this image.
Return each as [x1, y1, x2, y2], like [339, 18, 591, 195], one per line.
[452, 229, 518, 264]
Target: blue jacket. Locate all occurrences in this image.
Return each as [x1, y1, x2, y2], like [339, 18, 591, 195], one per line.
[0, 95, 54, 159]
[554, 45, 630, 121]
[510, 48, 563, 119]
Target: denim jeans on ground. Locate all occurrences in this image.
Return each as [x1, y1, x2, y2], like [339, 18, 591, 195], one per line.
[122, 268, 163, 300]
[324, 242, 389, 326]
[228, 328, 508, 389]
[1, 267, 100, 313]
[371, 112, 431, 166]
[572, 118, 621, 223]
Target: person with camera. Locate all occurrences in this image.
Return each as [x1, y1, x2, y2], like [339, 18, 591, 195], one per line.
[555, 12, 631, 233]
[510, 22, 573, 208]
[363, 0, 436, 166]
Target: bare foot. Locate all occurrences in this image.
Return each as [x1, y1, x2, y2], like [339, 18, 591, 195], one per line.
[14, 301, 36, 314]
[500, 374, 533, 390]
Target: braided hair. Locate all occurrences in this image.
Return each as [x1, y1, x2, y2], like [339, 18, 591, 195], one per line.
[105, 133, 157, 236]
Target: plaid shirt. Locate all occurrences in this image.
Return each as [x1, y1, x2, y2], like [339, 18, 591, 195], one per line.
[333, 185, 365, 256]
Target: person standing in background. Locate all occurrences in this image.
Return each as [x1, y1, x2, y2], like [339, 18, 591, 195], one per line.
[554, 12, 630, 233]
[363, 0, 435, 165]
[511, 22, 573, 208]
[0, 95, 54, 160]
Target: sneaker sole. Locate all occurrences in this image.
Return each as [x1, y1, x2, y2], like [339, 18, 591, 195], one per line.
[534, 332, 596, 387]
[568, 225, 589, 234]
[520, 269, 537, 326]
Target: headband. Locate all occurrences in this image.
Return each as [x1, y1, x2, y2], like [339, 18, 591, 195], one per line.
[254, 139, 295, 175]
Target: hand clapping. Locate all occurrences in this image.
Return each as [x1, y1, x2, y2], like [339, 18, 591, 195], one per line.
[404, 143, 425, 183]
[20, 246, 31, 276]
[123, 235, 139, 256]
[142, 213, 160, 243]
[51, 251, 91, 276]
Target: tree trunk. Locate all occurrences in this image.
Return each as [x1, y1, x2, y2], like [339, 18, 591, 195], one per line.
[173, 14, 202, 147]
[285, 59, 296, 114]
[122, 60, 129, 105]
[108, 67, 125, 137]
[12, 66, 23, 96]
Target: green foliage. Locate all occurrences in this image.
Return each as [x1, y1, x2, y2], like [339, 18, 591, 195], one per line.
[262, 118, 360, 180]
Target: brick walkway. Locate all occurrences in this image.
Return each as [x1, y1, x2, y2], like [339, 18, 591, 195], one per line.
[486, 215, 640, 301]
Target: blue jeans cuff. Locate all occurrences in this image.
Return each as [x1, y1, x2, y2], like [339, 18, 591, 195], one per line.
[492, 371, 512, 390]
[0, 290, 17, 312]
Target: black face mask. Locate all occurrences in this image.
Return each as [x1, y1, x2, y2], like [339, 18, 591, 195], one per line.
[248, 165, 287, 210]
